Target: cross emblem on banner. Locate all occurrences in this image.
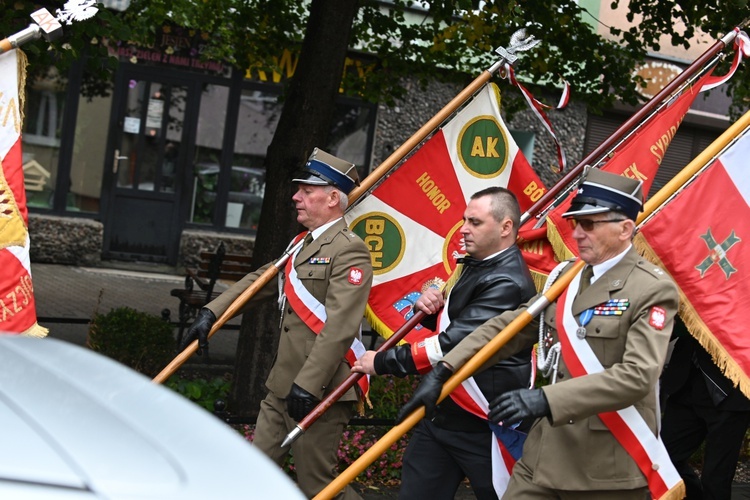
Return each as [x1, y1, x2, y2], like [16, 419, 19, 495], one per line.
[695, 228, 741, 279]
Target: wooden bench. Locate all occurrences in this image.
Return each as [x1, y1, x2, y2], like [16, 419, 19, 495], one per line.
[171, 242, 254, 347]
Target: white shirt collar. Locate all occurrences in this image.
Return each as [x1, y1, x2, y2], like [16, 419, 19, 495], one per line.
[481, 245, 510, 261]
[309, 217, 341, 241]
[589, 244, 631, 284]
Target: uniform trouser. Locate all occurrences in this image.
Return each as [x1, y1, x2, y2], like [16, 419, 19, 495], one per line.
[398, 419, 499, 500]
[661, 396, 750, 500]
[252, 392, 361, 500]
[502, 456, 649, 500]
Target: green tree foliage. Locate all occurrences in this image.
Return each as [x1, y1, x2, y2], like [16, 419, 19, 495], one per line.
[3, 0, 748, 113]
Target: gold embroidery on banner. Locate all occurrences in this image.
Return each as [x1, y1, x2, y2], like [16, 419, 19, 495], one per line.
[0, 158, 27, 249]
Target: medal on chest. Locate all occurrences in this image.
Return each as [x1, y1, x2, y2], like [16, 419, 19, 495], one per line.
[577, 308, 594, 339]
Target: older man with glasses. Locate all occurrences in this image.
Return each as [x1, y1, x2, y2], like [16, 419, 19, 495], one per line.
[398, 168, 680, 499]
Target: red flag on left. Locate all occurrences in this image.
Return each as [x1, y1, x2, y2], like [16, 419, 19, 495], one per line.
[0, 49, 47, 337]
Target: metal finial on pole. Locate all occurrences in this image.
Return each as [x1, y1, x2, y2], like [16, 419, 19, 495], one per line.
[0, 1, 99, 55]
[494, 28, 541, 66]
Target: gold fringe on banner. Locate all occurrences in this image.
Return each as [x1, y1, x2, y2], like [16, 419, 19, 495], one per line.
[635, 233, 750, 399]
[17, 49, 27, 122]
[442, 263, 463, 296]
[21, 322, 49, 338]
[661, 480, 686, 500]
[546, 218, 577, 263]
[529, 269, 550, 294]
[363, 306, 391, 339]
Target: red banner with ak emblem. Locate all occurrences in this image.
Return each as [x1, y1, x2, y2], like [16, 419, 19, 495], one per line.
[345, 83, 550, 340]
[0, 50, 47, 338]
[637, 127, 750, 397]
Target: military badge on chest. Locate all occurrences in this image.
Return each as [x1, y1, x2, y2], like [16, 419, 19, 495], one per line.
[309, 257, 331, 264]
[577, 299, 631, 339]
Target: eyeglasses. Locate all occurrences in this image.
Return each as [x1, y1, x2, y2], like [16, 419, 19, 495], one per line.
[573, 219, 627, 232]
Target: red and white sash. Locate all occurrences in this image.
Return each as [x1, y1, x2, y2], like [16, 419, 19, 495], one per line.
[412, 294, 526, 497]
[282, 233, 369, 396]
[556, 268, 683, 499]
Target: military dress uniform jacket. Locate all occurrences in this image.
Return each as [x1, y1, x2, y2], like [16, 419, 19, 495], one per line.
[375, 244, 537, 430]
[442, 246, 679, 491]
[205, 219, 373, 402]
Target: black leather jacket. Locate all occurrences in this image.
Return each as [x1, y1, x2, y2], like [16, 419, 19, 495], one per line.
[374, 244, 537, 431]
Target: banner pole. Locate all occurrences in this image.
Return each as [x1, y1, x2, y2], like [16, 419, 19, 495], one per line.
[313, 260, 584, 500]
[153, 30, 540, 383]
[638, 109, 750, 225]
[519, 25, 741, 226]
[280, 310, 427, 447]
[315, 110, 750, 495]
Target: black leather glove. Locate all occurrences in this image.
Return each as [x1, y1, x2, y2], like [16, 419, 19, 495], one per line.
[286, 383, 321, 422]
[488, 388, 550, 426]
[395, 361, 453, 424]
[180, 308, 216, 354]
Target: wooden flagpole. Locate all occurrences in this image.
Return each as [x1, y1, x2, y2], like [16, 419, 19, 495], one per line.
[638, 109, 750, 223]
[313, 259, 584, 500]
[519, 25, 743, 227]
[152, 31, 539, 384]
[314, 110, 750, 498]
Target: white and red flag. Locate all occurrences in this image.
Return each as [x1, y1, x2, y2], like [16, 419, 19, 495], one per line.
[0, 49, 47, 337]
[345, 82, 547, 340]
[638, 127, 750, 396]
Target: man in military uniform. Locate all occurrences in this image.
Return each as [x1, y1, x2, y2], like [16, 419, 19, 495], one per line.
[353, 187, 537, 500]
[182, 148, 373, 500]
[398, 169, 680, 499]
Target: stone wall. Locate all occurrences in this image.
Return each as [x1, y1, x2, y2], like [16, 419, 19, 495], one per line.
[178, 230, 255, 268]
[29, 214, 103, 266]
[28, 214, 256, 268]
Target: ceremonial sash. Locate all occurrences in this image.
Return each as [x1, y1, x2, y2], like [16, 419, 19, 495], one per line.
[555, 269, 683, 499]
[411, 293, 526, 497]
[283, 234, 369, 396]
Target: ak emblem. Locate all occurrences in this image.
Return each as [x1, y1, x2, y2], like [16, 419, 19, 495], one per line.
[695, 228, 741, 279]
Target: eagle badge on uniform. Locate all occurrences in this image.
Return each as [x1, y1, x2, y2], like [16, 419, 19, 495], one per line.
[348, 267, 363, 285]
[648, 306, 667, 330]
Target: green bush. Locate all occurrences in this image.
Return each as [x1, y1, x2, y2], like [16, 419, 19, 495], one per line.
[166, 373, 232, 412]
[364, 373, 420, 420]
[88, 307, 175, 377]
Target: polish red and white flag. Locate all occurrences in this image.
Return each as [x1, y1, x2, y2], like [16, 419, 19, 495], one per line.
[639, 127, 750, 395]
[0, 49, 47, 337]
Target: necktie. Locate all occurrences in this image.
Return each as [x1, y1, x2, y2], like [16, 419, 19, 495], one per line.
[579, 265, 594, 295]
[302, 232, 313, 249]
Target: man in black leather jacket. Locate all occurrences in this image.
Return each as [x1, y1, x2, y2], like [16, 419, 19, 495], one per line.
[352, 187, 537, 500]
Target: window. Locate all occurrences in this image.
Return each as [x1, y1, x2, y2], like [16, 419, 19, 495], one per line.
[22, 71, 66, 210]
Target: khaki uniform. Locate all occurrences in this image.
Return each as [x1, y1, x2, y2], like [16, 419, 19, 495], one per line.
[443, 247, 679, 496]
[206, 218, 373, 499]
